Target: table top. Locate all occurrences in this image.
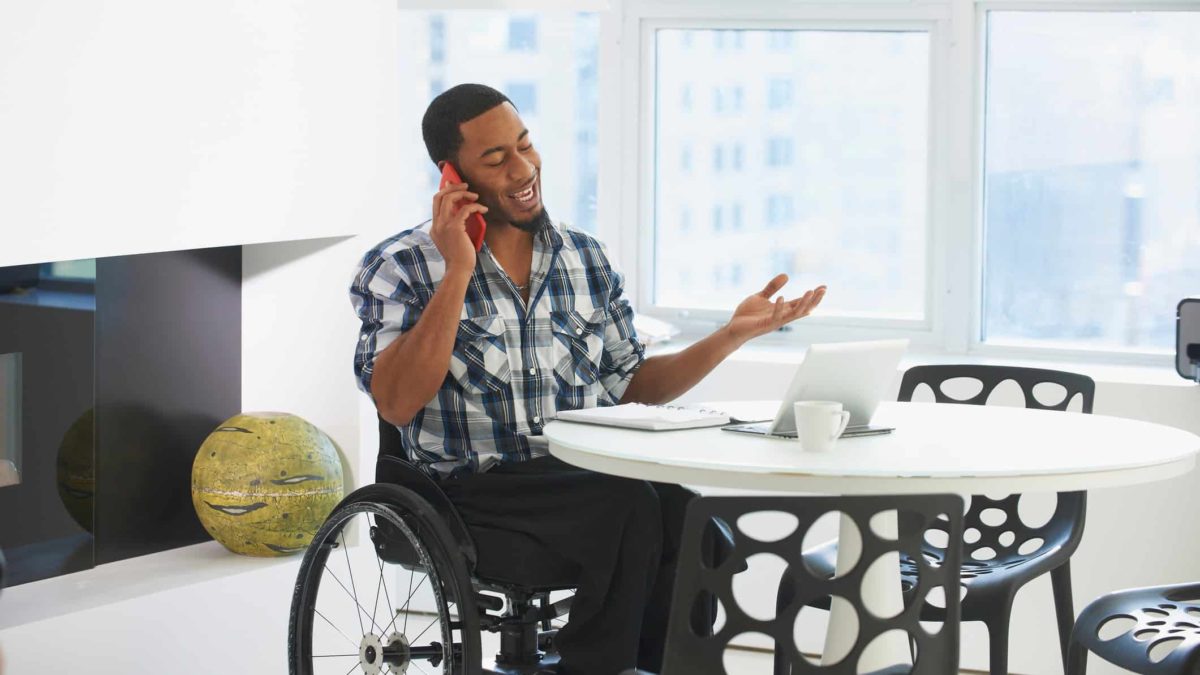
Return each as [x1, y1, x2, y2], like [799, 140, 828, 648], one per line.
[543, 401, 1200, 494]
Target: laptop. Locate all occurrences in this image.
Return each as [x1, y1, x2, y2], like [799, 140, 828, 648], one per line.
[723, 339, 909, 439]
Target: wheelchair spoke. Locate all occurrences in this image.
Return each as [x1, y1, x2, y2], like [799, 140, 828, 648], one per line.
[372, 515, 398, 633]
[410, 613, 438, 645]
[340, 530, 367, 637]
[343, 660, 362, 675]
[324, 563, 386, 635]
[378, 573, 426, 639]
[313, 608, 360, 651]
[402, 568, 414, 635]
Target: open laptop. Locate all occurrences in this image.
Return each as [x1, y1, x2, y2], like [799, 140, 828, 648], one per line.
[723, 339, 909, 439]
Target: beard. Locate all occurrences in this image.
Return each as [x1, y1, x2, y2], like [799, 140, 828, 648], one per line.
[510, 205, 552, 234]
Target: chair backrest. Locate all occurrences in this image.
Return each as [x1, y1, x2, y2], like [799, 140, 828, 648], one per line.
[661, 494, 964, 675]
[897, 364, 1095, 413]
[896, 365, 1092, 567]
[373, 415, 478, 569]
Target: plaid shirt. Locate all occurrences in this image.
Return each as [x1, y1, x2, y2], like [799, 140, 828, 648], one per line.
[351, 221, 645, 479]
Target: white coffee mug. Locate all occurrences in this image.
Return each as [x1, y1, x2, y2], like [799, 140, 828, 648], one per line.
[793, 401, 851, 452]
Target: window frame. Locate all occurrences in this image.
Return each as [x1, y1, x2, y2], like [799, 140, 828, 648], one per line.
[616, 0, 1190, 367]
[967, 1, 1198, 367]
[622, 4, 952, 350]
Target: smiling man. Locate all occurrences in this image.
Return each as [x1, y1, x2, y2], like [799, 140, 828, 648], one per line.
[351, 83, 825, 674]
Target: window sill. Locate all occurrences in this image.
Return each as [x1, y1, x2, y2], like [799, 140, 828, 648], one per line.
[646, 338, 1194, 389]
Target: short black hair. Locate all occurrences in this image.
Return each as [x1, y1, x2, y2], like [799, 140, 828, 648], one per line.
[421, 84, 515, 166]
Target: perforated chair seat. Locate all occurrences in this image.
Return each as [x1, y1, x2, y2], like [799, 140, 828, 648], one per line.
[1068, 582, 1200, 674]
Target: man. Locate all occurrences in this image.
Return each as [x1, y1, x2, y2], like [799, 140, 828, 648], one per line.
[351, 83, 826, 674]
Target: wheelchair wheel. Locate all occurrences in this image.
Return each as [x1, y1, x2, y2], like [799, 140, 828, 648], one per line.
[289, 484, 481, 675]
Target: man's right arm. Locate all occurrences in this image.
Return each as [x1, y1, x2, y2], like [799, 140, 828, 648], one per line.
[370, 180, 487, 426]
[370, 266, 472, 426]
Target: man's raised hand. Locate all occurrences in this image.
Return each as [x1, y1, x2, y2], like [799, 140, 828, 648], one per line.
[725, 274, 827, 344]
[431, 181, 487, 275]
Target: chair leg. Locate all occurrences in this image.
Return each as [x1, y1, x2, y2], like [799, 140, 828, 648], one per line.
[1051, 562, 1075, 674]
[1066, 640, 1088, 675]
[774, 574, 796, 675]
[986, 607, 1012, 675]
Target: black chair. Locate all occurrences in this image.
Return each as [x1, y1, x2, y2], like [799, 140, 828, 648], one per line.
[648, 494, 964, 675]
[288, 416, 578, 675]
[805, 365, 1094, 675]
[1068, 582, 1200, 674]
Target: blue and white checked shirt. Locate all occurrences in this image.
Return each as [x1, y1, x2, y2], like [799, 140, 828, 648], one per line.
[351, 221, 645, 479]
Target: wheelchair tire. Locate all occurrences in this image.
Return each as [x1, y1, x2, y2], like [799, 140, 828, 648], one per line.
[289, 483, 481, 675]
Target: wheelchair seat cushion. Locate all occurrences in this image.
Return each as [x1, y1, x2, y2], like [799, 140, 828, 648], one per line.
[469, 524, 579, 589]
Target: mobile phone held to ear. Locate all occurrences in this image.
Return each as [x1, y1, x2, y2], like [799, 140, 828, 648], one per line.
[439, 163, 486, 251]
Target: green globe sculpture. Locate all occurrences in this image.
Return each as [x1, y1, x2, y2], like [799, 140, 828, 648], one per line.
[192, 412, 344, 557]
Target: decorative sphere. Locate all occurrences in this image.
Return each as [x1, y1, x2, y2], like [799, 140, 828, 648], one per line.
[192, 412, 344, 557]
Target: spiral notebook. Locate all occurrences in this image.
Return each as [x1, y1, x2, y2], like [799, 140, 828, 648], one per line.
[554, 403, 736, 431]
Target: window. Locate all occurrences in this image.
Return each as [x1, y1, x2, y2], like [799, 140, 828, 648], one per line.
[507, 17, 538, 51]
[768, 78, 793, 110]
[397, 12, 599, 233]
[429, 16, 446, 64]
[506, 82, 538, 115]
[766, 194, 793, 228]
[766, 137, 793, 167]
[982, 11, 1200, 353]
[681, 84, 693, 110]
[654, 28, 930, 316]
[712, 205, 724, 232]
[680, 144, 692, 171]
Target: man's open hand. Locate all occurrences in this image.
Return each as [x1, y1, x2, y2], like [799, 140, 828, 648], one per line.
[725, 274, 826, 344]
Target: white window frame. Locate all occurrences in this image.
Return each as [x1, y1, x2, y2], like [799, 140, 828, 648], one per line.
[966, 0, 1198, 368]
[617, 1, 954, 351]
[613, 0, 1190, 368]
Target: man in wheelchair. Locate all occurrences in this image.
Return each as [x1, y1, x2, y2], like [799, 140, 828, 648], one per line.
[346, 84, 825, 674]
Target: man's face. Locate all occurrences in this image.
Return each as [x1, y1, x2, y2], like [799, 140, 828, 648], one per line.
[452, 102, 547, 233]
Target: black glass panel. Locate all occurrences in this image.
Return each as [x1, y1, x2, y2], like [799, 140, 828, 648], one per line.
[0, 247, 241, 585]
[0, 275, 96, 586]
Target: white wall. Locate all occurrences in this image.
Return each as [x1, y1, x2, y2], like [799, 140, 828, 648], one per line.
[0, 0, 397, 267]
[0, 0, 401, 671]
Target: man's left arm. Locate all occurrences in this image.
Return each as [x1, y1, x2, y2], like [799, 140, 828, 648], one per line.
[619, 274, 826, 405]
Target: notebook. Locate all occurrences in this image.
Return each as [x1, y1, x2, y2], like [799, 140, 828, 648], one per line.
[554, 403, 734, 431]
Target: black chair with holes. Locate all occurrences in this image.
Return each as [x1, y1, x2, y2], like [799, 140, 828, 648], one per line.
[1067, 581, 1200, 674]
[804, 365, 1095, 675]
[641, 494, 965, 675]
[288, 415, 579, 675]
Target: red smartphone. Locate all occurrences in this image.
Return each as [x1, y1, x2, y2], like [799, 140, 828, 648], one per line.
[439, 163, 486, 251]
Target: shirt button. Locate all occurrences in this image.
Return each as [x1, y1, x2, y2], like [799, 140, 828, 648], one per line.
[529, 367, 537, 375]
[533, 416, 542, 423]
[359, 334, 368, 341]
[575, 328, 583, 335]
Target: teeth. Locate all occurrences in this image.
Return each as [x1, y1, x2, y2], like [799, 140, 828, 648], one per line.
[510, 184, 535, 202]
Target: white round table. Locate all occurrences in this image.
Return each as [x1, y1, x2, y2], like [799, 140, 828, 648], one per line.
[544, 401, 1200, 670]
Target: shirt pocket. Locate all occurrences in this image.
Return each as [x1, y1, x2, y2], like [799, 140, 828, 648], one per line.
[449, 314, 511, 395]
[550, 308, 607, 387]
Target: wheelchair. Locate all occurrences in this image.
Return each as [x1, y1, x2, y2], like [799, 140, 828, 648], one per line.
[288, 416, 577, 675]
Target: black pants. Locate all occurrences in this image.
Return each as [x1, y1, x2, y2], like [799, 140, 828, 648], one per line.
[440, 455, 695, 675]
